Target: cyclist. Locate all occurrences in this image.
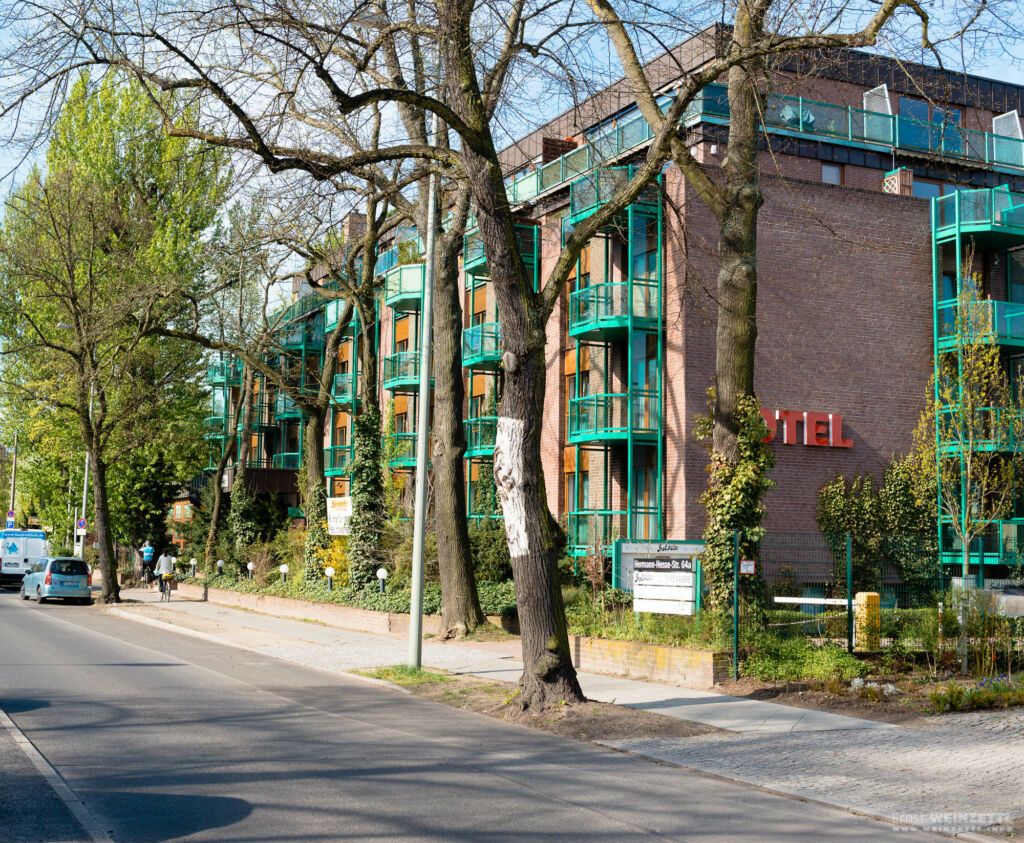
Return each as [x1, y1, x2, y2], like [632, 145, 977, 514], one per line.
[155, 549, 175, 601]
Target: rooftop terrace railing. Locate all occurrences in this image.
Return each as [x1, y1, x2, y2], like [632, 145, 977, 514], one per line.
[934, 185, 1024, 233]
[505, 82, 1024, 207]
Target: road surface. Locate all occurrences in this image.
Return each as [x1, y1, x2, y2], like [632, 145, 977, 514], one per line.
[0, 591, 941, 841]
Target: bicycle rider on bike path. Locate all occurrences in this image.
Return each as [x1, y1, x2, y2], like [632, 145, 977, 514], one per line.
[155, 549, 175, 598]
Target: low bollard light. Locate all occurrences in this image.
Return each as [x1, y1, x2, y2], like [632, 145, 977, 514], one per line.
[246, 561, 254, 580]
[280, 563, 289, 584]
[376, 567, 388, 594]
[189, 557, 197, 578]
[217, 559, 224, 575]
[325, 566, 335, 591]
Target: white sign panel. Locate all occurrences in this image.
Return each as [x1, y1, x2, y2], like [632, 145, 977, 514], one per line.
[633, 570, 694, 588]
[327, 497, 352, 536]
[633, 598, 696, 616]
[622, 543, 705, 617]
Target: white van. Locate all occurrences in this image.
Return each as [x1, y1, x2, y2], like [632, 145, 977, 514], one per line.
[0, 530, 50, 587]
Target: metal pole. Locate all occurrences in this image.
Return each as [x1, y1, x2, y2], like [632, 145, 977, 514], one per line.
[732, 530, 740, 681]
[8, 430, 17, 513]
[846, 533, 854, 653]
[408, 127, 437, 670]
[77, 392, 93, 556]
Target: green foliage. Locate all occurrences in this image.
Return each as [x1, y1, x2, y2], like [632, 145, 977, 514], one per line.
[695, 391, 775, 610]
[469, 519, 512, 582]
[927, 677, 1024, 713]
[302, 475, 329, 582]
[348, 404, 386, 589]
[740, 636, 868, 682]
[229, 468, 260, 549]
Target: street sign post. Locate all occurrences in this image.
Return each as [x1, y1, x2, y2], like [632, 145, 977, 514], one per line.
[76, 518, 87, 536]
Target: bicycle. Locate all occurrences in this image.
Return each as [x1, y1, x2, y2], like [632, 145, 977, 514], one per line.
[160, 573, 174, 602]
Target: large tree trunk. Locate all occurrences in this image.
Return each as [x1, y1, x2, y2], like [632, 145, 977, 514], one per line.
[433, 243, 485, 635]
[301, 407, 329, 580]
[713, 9, 764, 461]
[205, 382, 245, 570]
[89, 449, 120, 603]
[236, 365, 255, 472]
[440, 6, 583, 706]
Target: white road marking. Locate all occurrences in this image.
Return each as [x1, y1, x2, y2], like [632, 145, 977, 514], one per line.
[0, 706, 113, 842]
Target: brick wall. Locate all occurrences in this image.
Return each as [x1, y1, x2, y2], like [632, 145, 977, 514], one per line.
[673, 171, 934, 537]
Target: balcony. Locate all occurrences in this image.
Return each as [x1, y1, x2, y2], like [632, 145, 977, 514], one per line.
[324, 299, 357, 336]
[938, 406, 1024, 454]
[463, 224, 539, 276]
[464, 417, 497, 458]
[933, 186, 1024, 248]
[275, 393, 302, 419]
[568, 166, 661, 225]
[462, 323, 503, 369]
[383, 352, 430, 392]
[569, 281, 659, 339]
[383, 263, 425, 311]
[504, 81, 1024, 210]
[936, 298, 1024, 350]
[273, 452, 301, 470]
[388, 431, 421, 468]
[236, 401, 275, 432]
[206, 360, 243, 386]
[203, 416, 226, 440]
[325, 444, 354, 476]
[567, 392, 660, 443]
[373, 226, 422, 276]
[279, 318, 325, 351]
[332, 372, 362, 406]
[567, 508, 660, 558]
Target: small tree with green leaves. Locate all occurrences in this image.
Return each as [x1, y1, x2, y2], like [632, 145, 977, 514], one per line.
[924, 276, 1024, 581]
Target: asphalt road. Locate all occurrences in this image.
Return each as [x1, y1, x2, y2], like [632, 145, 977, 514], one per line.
[0, 590, 942, 842]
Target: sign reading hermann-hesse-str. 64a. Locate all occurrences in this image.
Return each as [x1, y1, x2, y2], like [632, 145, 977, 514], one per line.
[615, 541, 704, 617]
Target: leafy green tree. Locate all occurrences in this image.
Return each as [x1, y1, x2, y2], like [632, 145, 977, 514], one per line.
[0, 75, 228, 600]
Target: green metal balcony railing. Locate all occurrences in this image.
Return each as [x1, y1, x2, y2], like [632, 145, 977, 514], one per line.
[383, 263, 425, 310]
[463, 225, 538, 274]
[505, 82, 1024, 209]
[275, 393, 302, 419]
[934, 186, 1024, 244]
[568, 166, 661, 224]
[324, 299, 358, 335]
[462, 323, 503, 369]
[383, 352, 431, 392]
[936, 297, 1024, 349]
[325, 444, 354, 475]
[464, 417, 497, 457]
[279, 318, 325, 350]
[567, 392, 660, 442]
[203, 416, 226, 440]
[388, 431, 421, 467]
[273, 452, 301, 470]
[206, 360, 243, 386]
[569, 281, 659, 338]
[235, 401, 274, 432]
[567, 508, 660, 556]
[937, 405, 1024, 453]
[332, 372, 362, 405]
[373, 226, 421, 276]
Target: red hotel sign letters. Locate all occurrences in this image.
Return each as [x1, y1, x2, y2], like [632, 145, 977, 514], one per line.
[759, 409, 853, 449]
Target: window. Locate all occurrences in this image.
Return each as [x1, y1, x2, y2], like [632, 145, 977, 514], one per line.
[912, 179, 943, 200]
[821, 163, 843, 185]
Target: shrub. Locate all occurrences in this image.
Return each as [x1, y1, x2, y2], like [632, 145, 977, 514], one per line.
[469, 520, 512, 582]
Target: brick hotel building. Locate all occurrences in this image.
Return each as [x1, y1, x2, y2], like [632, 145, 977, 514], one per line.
[202, 30, 1024, 573]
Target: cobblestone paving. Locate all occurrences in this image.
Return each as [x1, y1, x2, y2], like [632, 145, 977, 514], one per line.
[607, 711, 1024, 825]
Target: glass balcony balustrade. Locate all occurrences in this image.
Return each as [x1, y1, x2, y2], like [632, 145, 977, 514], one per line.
[934, 186, 1024, 248]
[936, 298, 1024, 350]
[206, 360, 243, 386]
[463, 225, 538, 275]
[937, 405, 1024, 453]
[275, 393, 302, 419]
[567, 392, 660, 443]
[388, 431, 423, 467]
[332, 372, 362, 405]
[462, 323, 503, 369]
[567, 508, 660, 558]
[273, 452, 301, 470]
[325, 444, 354, 475]
[324, 299, 357, 335]
[568, 166, 661, 224]
[383, 351, 431, 392]
[203, 416, 226, 440]
[373, 226, 422, 276]
[235, 401, 274, 431]
[384, 263, 425, 311]
[464, 417, 497, 457]
[505, 82, 1024, 209]
[279, 317, 325, 350]
[569, 281, 659, 338]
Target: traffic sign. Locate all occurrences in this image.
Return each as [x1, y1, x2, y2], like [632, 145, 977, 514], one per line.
[77, 518, 87, 529]
[76, 517, 87, 536]
[6, 510, 13, 519]
[5, 520, 14, 529]
[740, 559, 756, 575]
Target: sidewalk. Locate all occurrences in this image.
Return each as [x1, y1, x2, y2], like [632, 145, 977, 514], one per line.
[109, 587, 887, 734]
